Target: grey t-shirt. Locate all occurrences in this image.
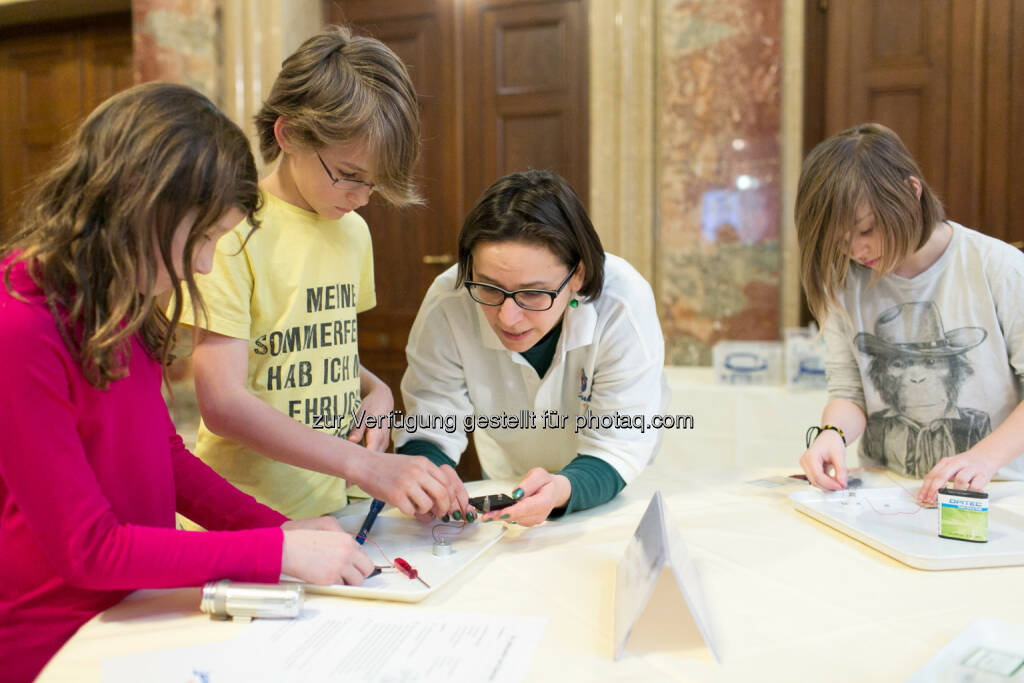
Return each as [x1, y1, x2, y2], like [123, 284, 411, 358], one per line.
[824, 221, 1024, 477]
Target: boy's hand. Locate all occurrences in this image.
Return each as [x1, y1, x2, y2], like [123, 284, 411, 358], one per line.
[917, 450, 1001, 504]
[349, 452, 459, 518]
[799, 429, 849, 490]
[347, 381, 394, 452]
[414, 464, 470, 523]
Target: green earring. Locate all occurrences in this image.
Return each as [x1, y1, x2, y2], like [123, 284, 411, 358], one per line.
[569, 298, 579, 309]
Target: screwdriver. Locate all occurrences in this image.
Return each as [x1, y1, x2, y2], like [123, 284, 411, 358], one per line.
[393, 557, 430, 589]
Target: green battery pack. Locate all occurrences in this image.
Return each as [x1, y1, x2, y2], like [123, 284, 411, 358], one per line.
[937, 487, 989, 543]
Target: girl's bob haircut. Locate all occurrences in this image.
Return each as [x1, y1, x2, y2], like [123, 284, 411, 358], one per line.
[254, 25, 422, 207]
[795, 122, 945, 322]
[456, 170, 605, 300]
[3, 81, 261, 389]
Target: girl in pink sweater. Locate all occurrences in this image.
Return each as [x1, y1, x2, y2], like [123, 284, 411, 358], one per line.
[0, 82, 373, 681]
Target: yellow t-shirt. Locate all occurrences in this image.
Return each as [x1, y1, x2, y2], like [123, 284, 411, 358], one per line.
[180, 191, 375, 519]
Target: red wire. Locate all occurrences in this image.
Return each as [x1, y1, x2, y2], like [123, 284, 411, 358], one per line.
[367, 538, 392, 566]
[851, 466, 929, 516]
[431, 520, 466, 543]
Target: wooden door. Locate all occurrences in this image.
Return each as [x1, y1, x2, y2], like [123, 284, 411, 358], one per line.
[0, 14, 132, 237]
[463, 0, 589, 213]
[332, 0, 462, 439]
[806, 0, 1024, 245]
[332, 0, 589, 478]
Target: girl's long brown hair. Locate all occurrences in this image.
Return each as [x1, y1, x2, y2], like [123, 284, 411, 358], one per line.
[796, 122, 945, 323]
[2, 82, 261, 389]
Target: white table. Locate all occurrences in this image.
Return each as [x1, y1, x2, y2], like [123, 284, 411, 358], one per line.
[39, 461, 1024, 682]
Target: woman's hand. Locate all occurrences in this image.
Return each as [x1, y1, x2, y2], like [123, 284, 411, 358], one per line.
[281, 517, 374, 585]
[478, 467, 571, 527]
[799, 429, 849, 490]
[917, 449, 1002, 504]
[348, 377, 394, 452]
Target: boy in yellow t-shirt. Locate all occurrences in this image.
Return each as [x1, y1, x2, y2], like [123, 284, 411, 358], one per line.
[179, 26, 467, 521]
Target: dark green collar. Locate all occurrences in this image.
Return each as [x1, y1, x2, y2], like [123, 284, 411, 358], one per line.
[519, 321, 563, 378]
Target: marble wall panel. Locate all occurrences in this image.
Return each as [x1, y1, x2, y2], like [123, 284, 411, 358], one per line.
[132, 0, 220, 101]
[658, 0, 782, 364]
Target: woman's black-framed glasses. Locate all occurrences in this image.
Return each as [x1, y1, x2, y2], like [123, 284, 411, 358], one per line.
[464, 263, 578, 311]
[316, 151, 375, 195]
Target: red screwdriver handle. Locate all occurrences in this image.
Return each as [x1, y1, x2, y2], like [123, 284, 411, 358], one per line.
[394, 557, 416, 579]
[393, 557, 431, 589]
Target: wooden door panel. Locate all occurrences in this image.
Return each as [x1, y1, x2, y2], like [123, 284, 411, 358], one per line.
[495, 17, 567, 92]
[333, 2, 459, 447]
[816, 0, 1023, 245]
[1010, 0, 1024, 245]
[499, 111, 565, 173]
[832, 0, 950, 201]
[467, 0, 587, 212]
[0, 39, 80, 233]
[335, 1, 588, 480]
[0, 15, 131, 237]
[81, 23, 134, 113]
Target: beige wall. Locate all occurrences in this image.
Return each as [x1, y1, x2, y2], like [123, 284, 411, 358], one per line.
[220, 0, 324, 174]
[780, 0, 804, 329]
[588, 1, 658, 285]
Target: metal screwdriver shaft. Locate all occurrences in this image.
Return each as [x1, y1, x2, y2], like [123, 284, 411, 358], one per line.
[394, 557, 430, 589]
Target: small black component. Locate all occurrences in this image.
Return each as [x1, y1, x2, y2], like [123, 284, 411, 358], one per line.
[468, 493, 517, 513]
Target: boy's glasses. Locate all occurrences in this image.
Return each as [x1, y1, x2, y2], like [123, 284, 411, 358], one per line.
[316, 151, 375, 195]
[464, 263, 578, 311]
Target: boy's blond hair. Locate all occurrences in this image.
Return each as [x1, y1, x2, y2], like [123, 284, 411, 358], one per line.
[255, 25, 422, 207]
[796, 122, 945, 323]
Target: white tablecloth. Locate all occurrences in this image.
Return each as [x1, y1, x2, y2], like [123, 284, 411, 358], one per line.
[38, 459, 1024, 682]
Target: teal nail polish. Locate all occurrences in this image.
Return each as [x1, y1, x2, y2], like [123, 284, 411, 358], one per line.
[500, 513, 510, 519]
[452, 510, 462, 521]
[467, 511, 476, 522]
[483, 517, 494, 523]
[441, 514, 450, 523]
[512, 488, 524, 500]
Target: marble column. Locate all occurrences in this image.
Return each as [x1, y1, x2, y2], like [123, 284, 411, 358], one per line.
[132, 0, 220, 101]
[589, 1, 658, 284]
[657, 0, 783, 365]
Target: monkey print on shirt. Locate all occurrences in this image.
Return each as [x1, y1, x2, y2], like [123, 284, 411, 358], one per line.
[857, 301, 991, 477]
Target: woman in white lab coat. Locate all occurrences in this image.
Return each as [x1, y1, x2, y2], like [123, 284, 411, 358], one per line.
[395, 170, 669, 526]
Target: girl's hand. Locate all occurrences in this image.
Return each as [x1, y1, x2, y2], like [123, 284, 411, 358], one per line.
[799, 429, 849, 490]
[917, 450, 1002, 504]
[348, 381, 394, 452]
[478, 467, 571, 527]
[281, 527, 373, 586]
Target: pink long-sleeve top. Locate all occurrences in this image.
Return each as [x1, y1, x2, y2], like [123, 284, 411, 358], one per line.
[0, 259, 290, 682]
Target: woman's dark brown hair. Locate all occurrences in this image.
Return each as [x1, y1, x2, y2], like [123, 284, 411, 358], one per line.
[456, 170, 605, 300]
[3, 81, 261, 389]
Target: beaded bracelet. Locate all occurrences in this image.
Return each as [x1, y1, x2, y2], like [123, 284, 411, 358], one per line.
[805, 424, 847, 448]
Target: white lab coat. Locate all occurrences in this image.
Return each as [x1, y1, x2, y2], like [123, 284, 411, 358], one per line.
[396, 253, 670, 483]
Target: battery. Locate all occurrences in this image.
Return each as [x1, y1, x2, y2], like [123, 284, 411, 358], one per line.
[937, 487, 989, 543]
[200, 579, 304, 621]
